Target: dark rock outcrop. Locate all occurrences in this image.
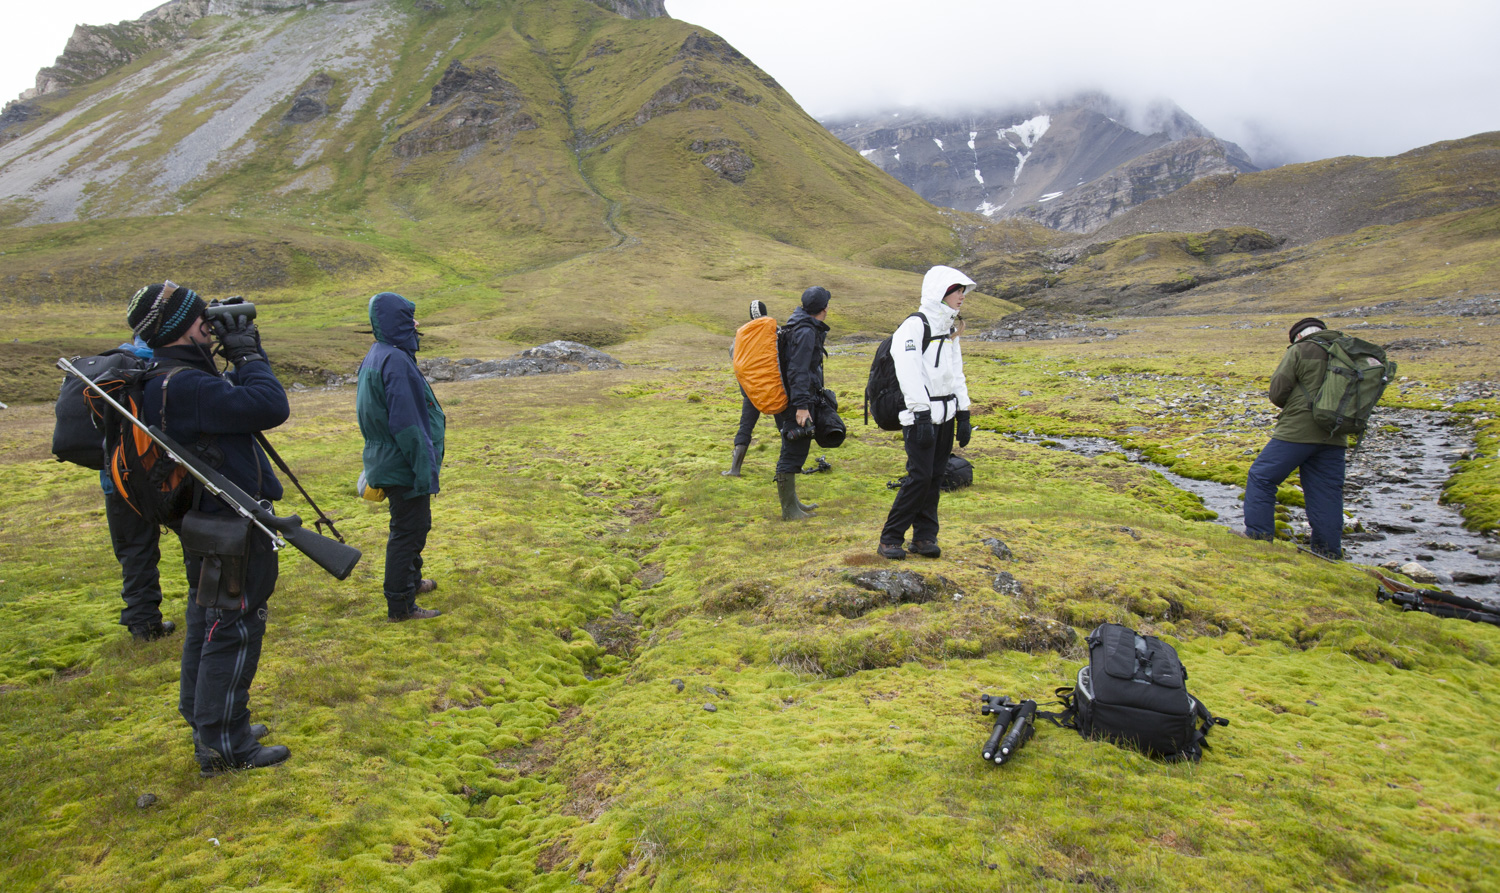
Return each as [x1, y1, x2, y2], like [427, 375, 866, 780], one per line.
[419, 341, 623, 382]
[393, 61, 537, 158]
[691, 139, 753, 183]
[283, 73, 335, 125]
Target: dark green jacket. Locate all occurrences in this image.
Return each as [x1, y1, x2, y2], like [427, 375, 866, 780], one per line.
[1269, 334, 1348, 447]
[357, 293, 446, 497]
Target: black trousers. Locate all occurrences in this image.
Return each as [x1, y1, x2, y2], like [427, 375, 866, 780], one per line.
[383, 486, 432, 618]
[104, 484, 165, 629]
[179, 531, 277, 765]
[733, 389, 761, 448]
[881, 418, 955, 545]
[773, 409, 813, 475]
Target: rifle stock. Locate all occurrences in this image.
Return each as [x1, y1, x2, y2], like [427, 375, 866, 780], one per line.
[258, 510, 361, 580]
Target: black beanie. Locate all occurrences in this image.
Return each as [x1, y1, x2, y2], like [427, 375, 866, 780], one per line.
[127, 281, 207, 348]
[749, 300, 768, 320]
[801, 285, 830, 315]
[1288, 316, 1326, 344]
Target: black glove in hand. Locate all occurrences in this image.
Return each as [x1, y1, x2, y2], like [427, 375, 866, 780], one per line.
[905, 409, 936, 450]
[956, 410, 972, 448]
[217, 315, 262, 366]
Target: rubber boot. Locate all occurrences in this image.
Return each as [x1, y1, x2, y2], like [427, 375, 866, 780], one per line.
[776, 473, 815, 521]
[722, 443, 748, 477]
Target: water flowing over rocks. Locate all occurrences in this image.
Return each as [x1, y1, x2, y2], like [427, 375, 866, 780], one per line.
[419, 341, 623, 382]
[1006, 406, 1500, 608]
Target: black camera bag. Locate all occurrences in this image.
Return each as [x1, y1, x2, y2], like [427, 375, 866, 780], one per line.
[814, 387, 846, 448]
[1054, 623, 1226, 762]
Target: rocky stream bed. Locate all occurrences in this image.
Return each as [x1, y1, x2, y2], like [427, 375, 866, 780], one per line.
[1006, 408, 1500, 610]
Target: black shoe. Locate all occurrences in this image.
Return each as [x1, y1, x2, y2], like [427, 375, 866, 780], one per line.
[389, 606, 442, 622]
[130, 619, 176, 642]
[200, 743, 290, 778]
[909, 541, 941, 558]
[878, 542, 907, 560]
[193, 725, 271, 763]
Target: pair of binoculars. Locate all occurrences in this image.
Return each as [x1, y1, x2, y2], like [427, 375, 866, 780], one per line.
[979, 694, 1036, 765]
[203, 297, 257, 325]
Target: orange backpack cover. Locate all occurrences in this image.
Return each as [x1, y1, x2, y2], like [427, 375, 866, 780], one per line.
[732, 316, 789, 415]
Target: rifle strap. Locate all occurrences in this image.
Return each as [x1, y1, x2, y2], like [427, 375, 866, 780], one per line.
[253, 432, 345, 542]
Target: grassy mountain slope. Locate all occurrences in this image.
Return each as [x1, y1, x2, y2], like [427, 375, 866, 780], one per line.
[963, 134, 1500, 316]
[0, 0, 975, 403]
[1, 323, 1497, 891]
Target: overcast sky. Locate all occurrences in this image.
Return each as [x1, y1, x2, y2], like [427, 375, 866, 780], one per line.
[4, 1, 1497, 167]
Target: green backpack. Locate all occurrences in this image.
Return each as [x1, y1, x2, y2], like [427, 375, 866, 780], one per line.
[1297, 331, 1397, 440]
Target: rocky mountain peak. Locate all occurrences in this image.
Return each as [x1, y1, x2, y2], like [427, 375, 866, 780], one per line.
[826, 94, 1257, 234]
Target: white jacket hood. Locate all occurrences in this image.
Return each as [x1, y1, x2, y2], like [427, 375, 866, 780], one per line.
[919, 265, 976, 332]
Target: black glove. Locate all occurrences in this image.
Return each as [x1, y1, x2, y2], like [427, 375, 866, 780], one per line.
[905, 409, 936, 450]
[216, 314, 262, 366]
[956, 410, 972, 448]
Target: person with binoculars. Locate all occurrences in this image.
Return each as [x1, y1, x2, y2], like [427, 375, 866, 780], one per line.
[125, 281, 292, 775]
[772, 286, 832, 521]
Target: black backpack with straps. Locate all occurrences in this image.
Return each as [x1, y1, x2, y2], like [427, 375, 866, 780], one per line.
[864, 312, 950, 430]
[1046, 623, 1227, 762]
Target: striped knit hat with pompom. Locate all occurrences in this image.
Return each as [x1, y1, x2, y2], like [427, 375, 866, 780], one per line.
[126, 281, 206, 348]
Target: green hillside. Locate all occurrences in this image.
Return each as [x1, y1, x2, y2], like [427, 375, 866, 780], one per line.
[0, 0, 977, 404]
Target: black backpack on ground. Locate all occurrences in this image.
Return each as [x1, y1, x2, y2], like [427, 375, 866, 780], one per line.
[865, 312, 950, 431]
[53, 349, 151, 469]
[1050, 623, 1227, 762]
[887, 454, 973, 492]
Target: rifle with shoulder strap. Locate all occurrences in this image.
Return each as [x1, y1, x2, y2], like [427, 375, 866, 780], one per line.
[58, 356, 362, 580]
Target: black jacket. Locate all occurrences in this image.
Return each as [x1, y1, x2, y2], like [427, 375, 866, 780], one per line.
[144, 344, 290, 511]
[781, 307, 829, 411]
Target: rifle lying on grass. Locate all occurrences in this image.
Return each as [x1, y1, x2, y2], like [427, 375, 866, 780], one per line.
[58, 356, 362, 581]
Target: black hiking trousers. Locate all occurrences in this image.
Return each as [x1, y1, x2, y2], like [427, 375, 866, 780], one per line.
[774, 408, 813, 475]
[881, 418, 955, 546]
[179, 531, 277, 767]
[733, 388, 761, 448]
[103, 481, 165, 630]
[383, 485, 432, 618]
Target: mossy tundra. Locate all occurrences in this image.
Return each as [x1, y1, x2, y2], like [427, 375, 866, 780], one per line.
[1, 319, 1497, 892]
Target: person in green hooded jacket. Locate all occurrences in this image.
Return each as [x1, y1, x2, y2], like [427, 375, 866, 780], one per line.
[357, 292, 446, 621]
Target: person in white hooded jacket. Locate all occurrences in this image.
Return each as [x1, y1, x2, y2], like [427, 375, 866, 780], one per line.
[878, 265, 974, 559]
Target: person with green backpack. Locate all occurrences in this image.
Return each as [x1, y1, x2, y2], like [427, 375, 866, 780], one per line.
[1243, 316, 1395, 558]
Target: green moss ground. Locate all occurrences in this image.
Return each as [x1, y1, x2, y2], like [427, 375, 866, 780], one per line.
[1, 324, 1497, 891]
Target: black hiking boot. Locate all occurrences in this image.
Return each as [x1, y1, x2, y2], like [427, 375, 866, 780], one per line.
[878, 542, 907, 560]
[199, 743, 291, 778]
[775, 473, 815, 521]
[130, 619, 176, 642]
[908, 540, 941, 558]
[389, 606, 442, 622]
[722, 443, 748, 477]
[193, 725, 270, 764]
[417, 579, 438, 594]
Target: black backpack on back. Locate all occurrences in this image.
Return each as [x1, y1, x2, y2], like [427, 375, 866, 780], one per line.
[1053, 623, 1227, 762]
[53, 350, 151, 469]
[865, 312, 946, 431]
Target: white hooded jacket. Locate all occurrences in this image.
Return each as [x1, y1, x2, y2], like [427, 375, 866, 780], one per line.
[893, 265, 974, 426]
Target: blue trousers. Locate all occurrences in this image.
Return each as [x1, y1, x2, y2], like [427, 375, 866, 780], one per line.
[1244, 438, 1346, 557]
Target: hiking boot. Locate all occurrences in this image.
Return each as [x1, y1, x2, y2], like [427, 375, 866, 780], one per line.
[193, 725, 270, 763]
[909, 541, 941, 558]
[389, 606, 442, 622]
[417, 579, 438, 594]
[199, 743, 291, 778]
[878, 542, 907, 560]
[775, 473, 815, 521]
[130, 619, 176, 642]
[721, 443, 748, 477]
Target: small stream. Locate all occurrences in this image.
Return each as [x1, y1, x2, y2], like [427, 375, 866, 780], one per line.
[1004, 408, 1500, 608]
